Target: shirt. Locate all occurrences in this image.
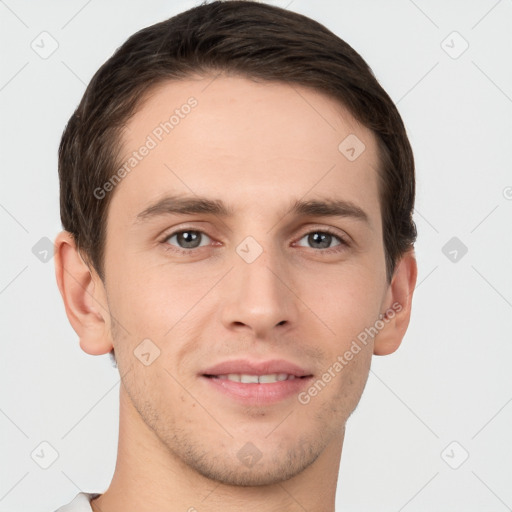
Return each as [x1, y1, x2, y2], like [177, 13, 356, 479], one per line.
[54, 492, 101, 512]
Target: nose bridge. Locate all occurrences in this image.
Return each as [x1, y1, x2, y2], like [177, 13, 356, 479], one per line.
[219, 235, 298, 336]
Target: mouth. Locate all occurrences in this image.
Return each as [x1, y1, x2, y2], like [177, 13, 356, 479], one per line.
[203, 373, 308, 383]
[200, 359, 314, 404]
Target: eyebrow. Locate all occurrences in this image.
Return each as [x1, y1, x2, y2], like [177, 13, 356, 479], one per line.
[136, 195, 234, 221]
[135, 194, 370, 227]
[290, 198, 370, 225]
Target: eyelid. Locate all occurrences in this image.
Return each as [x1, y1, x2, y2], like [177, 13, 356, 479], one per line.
[159, 223, 215, 241]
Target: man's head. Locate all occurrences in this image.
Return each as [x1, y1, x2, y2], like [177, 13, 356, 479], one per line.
[59, 0, 416, 285]
[55, 0, 417, 489]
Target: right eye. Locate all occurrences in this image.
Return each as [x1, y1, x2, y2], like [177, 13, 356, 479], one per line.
[164, 229, 213, 251]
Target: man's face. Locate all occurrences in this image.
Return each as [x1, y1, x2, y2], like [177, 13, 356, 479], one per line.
[101, 75, 390, 485]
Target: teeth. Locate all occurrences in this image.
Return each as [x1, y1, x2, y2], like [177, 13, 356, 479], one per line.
[240, 374, 259, 384]
[214, 373, 297, 383]
[259, 374, 279, 383]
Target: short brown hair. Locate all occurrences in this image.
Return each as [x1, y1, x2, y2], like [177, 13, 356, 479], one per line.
[59, 0, 416, 284]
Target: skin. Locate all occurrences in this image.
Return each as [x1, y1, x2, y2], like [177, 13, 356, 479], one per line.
[55, 75, 417, 511]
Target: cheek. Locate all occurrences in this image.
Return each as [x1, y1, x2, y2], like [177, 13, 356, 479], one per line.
[297, 341, 372, 441]
[300, 264, 385, 340]
[310, 268, 382, 412]
[105, 253, 211, 335]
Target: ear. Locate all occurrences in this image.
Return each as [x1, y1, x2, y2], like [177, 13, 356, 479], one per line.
[373, 249, 418, 356]
[54, 231, 113, 355]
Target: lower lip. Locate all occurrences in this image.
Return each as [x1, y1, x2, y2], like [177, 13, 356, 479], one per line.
[201, 375, 312, 404]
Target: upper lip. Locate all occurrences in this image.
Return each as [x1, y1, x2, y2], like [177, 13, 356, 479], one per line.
[202, 359, 312, 378]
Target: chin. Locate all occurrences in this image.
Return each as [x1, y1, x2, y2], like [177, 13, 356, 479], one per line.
[175, 435, 322, 487]
[192, 458, 315, 487]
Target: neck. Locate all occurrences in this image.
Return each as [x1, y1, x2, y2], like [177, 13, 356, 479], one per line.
[91, 386, 344, 512]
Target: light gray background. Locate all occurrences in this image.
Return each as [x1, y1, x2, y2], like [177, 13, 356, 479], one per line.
[1, 1, 511, 510]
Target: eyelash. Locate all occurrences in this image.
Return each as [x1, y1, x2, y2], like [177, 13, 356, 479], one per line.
[160, 226, 350, 256]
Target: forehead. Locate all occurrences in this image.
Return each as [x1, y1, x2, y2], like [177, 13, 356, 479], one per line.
[110, 75, 381, 228]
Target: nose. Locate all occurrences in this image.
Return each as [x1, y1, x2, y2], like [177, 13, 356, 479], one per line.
[218, 244, 300, 339]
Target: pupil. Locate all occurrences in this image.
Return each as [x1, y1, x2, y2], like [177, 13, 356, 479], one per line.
[178, 231, 200, 248]
[309, 232, 331, 249]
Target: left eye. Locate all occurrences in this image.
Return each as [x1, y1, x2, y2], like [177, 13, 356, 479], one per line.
[165, 230, 211, 249]
[296, 231, 343, 250]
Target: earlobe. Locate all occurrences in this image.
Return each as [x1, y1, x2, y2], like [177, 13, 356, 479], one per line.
[373, 249, 418, 356]
[54, 231, 113, 356]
